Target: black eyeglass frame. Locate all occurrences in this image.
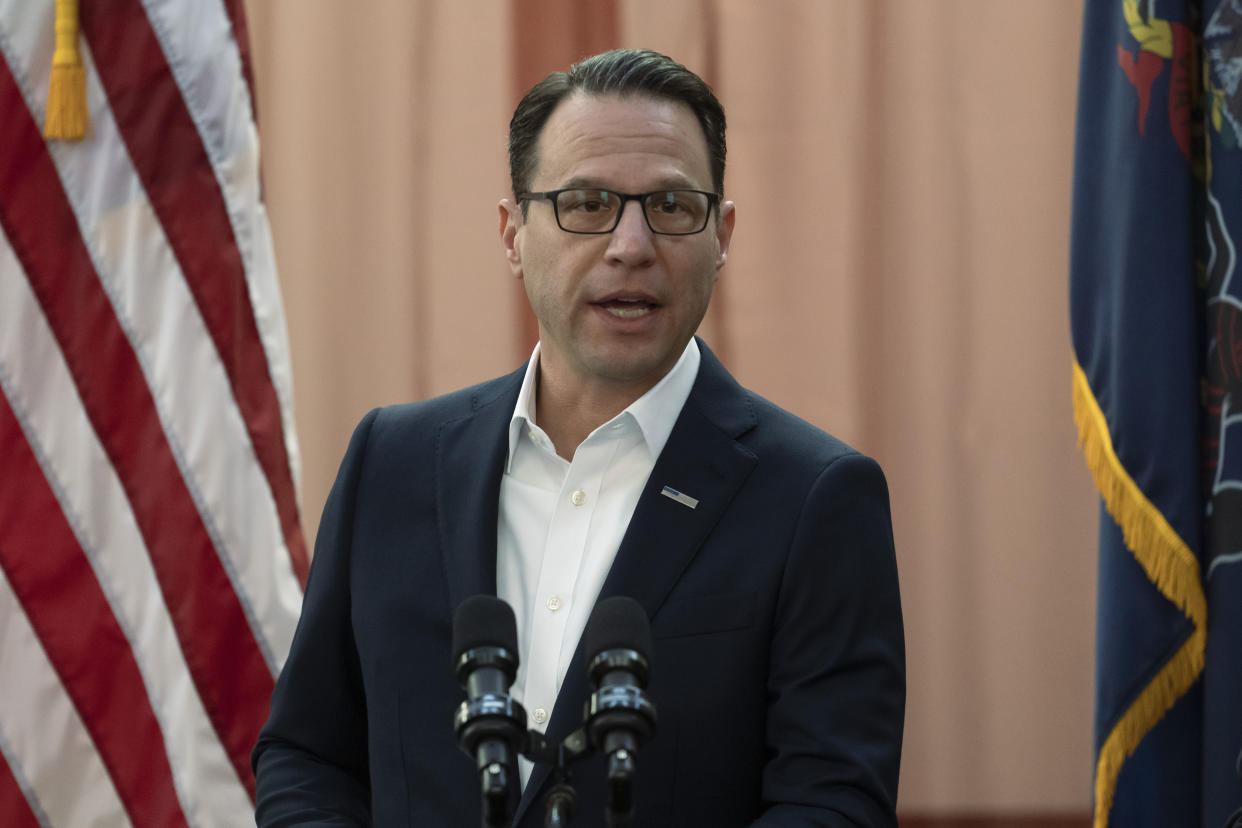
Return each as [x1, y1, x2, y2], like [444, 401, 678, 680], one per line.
[516, 188, 721, 236]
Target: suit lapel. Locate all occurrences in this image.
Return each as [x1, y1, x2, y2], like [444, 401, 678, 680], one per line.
[515, 342, 757, 823]
[435, 370, 524, 608]
[596, 356, 757, 616]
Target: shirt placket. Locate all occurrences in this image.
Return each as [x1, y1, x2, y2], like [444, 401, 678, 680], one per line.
[520, 435, 617, 734]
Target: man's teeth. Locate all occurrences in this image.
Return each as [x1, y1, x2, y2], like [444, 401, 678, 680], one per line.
[606, 304, 650, 318]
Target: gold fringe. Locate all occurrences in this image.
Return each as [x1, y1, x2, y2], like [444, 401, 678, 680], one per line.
[1071, 361, 1207, 828]
[44, 0, 89, 141]
[1093, 627, 1205, 827]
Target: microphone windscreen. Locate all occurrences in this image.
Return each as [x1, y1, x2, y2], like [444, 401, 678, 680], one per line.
[452, 595, 518, 658]
[583, 596, 651, 660]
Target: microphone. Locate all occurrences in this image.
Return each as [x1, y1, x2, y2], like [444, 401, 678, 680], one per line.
[582, 596, 657, 826]
[452, 595, 527, 828]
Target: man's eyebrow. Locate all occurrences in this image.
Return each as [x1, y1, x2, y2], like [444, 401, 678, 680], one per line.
[558, 177, 609, 190]
[557, 176, 704, 191]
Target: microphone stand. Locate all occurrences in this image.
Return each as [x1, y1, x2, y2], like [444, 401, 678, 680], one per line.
[522, 723, 643, 827]
[524, 728, 591, 827]
[526, 731, 637, 827]
[544, 775, 576, 828]
[477, 749, 513, 827]
[604, 745, 636, 827]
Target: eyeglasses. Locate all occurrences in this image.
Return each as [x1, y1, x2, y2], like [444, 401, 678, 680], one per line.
[517, 188, 720, 235]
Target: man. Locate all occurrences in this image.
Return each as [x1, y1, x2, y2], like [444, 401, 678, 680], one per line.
[253, 49, 904, 826]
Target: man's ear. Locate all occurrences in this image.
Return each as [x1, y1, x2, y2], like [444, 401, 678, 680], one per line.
[499, 199, 523, 277]
[715, 200, 736, 270]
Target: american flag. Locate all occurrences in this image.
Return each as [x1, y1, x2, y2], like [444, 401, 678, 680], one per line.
[0, 1, 307, 825]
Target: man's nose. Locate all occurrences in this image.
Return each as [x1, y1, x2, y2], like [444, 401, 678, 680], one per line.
[605, 200, 656, 266]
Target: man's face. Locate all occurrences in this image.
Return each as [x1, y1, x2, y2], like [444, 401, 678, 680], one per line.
[500, 92, 735, 398]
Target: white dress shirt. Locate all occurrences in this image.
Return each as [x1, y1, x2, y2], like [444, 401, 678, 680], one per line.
[496, 338, 700, 788]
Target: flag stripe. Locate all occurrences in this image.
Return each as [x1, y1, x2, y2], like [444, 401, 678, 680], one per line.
[143, 0, 306, 529]
[0, 757, 40, 828]
[0, 53, 271, 799]
[220, 0, 259, 124]
[0, 565, 126, 828]
[0, 219, 254, 823]
[81, 0, 309, 588]
[0, 395, 189, 828]
[0, 724, 46, 828]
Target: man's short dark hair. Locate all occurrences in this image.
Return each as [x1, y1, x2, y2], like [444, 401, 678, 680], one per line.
[508, 49, 727, 201]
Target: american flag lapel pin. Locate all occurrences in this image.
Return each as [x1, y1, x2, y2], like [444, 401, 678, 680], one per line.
[660, 485, 699, 510]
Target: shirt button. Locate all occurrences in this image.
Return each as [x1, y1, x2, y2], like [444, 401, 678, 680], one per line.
[571, 489, 587, 506]
[533, 707, 548, 725]
[546, 595, 563, 612]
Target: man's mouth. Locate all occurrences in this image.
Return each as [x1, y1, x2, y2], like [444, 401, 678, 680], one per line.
[597, 297, 657, 318]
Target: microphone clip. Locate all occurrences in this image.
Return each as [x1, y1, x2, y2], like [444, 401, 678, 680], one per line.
[523, 728, 591, 828]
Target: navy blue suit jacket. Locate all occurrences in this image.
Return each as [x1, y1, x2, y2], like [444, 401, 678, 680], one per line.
[253, 342, 904, 826]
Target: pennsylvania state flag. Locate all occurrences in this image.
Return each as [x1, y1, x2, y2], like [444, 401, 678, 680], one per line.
[1071, 1, 1242, 826]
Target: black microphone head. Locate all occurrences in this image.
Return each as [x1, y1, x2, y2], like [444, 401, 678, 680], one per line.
[584, 596, 651, 665]
[582, 597, 657, 755]
[452, 595, 518, 661]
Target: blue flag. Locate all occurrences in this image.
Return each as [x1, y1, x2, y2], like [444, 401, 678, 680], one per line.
[1071, 1, 1242, 825]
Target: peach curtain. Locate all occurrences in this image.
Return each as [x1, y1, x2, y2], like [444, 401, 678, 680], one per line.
[247, 0, 1097, 816]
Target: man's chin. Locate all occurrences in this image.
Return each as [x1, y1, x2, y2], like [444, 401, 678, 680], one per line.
[579, 347, 681, 390]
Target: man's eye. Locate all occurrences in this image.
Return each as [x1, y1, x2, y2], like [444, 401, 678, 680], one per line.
[652, 194, 689, 214]
[564, 192, 613, 213]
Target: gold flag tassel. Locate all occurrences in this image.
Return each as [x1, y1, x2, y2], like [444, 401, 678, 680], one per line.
[44, 0, 88, 141]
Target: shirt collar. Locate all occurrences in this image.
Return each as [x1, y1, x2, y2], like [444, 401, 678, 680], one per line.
[506, 338, 701, 471]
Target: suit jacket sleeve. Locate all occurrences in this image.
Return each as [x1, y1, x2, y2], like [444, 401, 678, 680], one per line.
[251, 410, 379, 827]
[754, 452, 905, 827]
